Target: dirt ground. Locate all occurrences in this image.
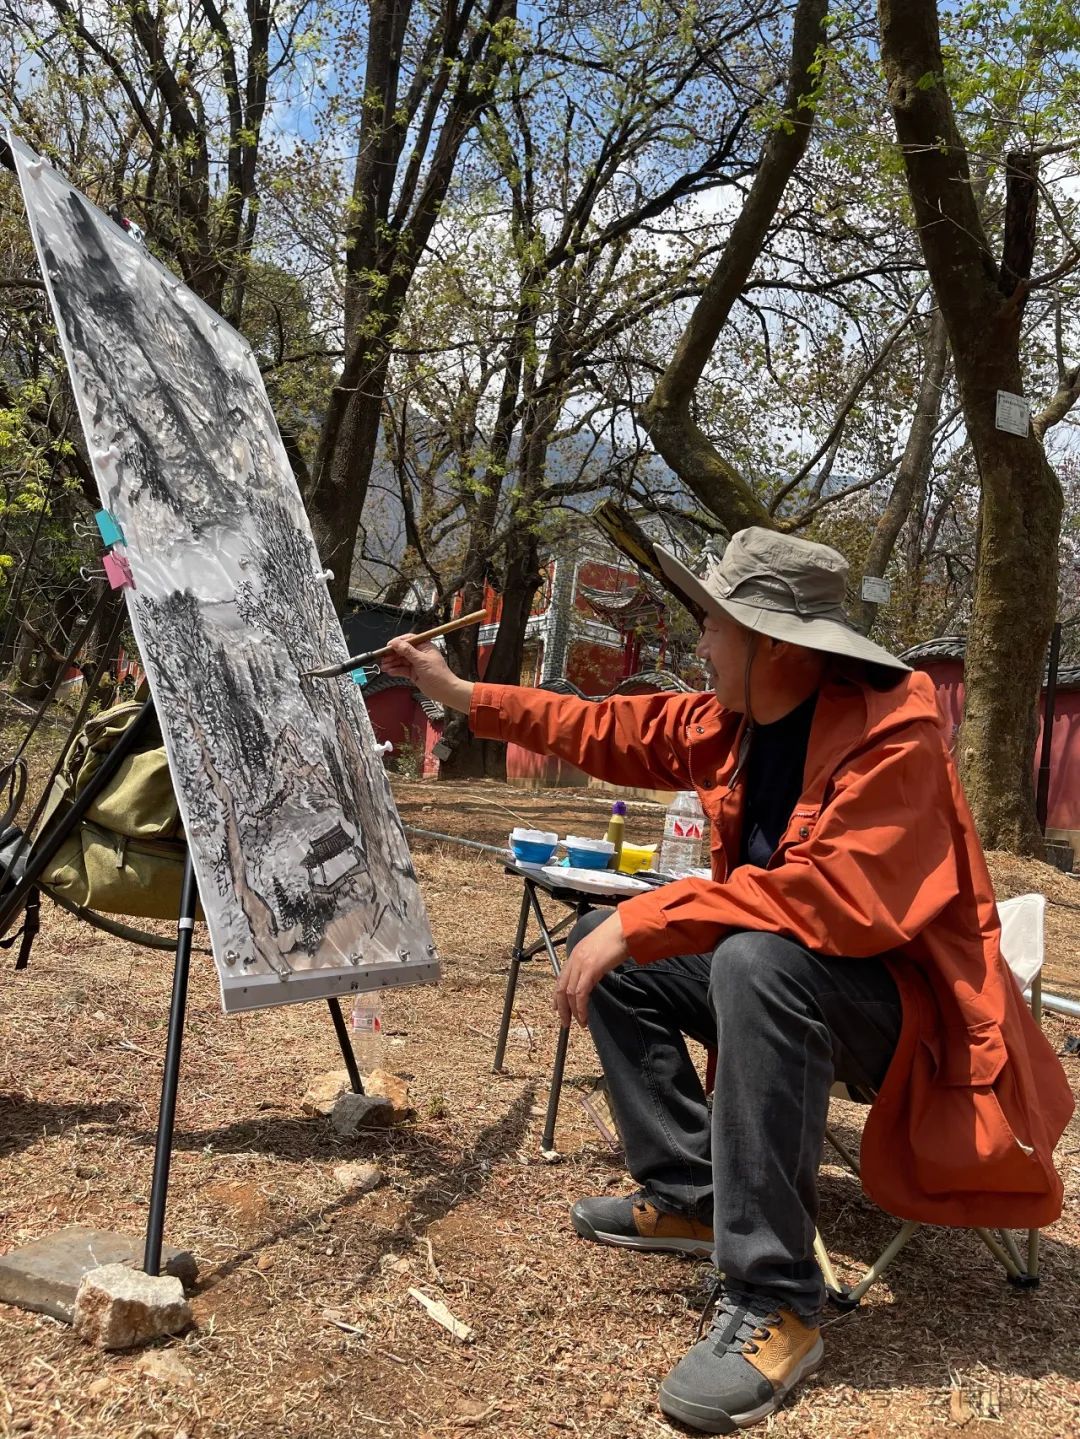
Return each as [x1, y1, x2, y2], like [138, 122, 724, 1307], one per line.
[1, 777, 1079, 1439]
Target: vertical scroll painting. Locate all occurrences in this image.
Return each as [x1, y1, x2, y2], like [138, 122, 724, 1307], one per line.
[10, 134, 439, 1012]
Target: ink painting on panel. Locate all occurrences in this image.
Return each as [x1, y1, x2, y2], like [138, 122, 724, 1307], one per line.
[11, 133, 439, 1011]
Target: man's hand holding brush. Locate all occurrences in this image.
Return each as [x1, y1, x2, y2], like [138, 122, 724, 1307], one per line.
[380, 635, 475, 714]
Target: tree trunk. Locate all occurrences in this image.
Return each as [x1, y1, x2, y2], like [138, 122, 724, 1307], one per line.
[960, 436, 1060, 851]
[641, 0, 829, 529]
[878, 0, 1064, 855]
[307, 352, 391, 609]
[82, 587, 126, 674]
[436, 521, 544, 783]
[850, 309, 950, 634]
[484, 530, 542, 687]
[303, 0, 518, 612]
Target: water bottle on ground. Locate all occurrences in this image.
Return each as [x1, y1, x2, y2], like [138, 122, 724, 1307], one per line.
[350, 991, 384, 1072]
[659, 790, 706, 878]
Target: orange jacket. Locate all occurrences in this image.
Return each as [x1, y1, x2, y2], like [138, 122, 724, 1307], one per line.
[470, 669, 1074, 1228]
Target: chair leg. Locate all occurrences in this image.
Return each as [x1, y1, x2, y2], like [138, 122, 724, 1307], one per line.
[1026, 1227, 1041, 1281]
[813, 1230, 851, 1305]
[998, 1228, 1025, 1274]
[991, 1228, 1041, 1288]
[824, 1124, 862, 1177]
[973, 1227, 1022, 1279]
[843, 1220, 921, 1304]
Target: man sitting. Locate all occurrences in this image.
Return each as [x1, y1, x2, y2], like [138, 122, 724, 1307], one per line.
[383, 528, 1072, 1435]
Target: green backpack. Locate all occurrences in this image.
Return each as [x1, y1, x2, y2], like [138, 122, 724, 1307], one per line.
[39, 700, 200, 923]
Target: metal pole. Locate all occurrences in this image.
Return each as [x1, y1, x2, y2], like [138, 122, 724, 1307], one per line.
[1030, 970, 1042, 1024]
[493, 886, 532, 1073]
[541, 1025, 571, 1153]
[527, 887, 580, 1154]
[1035, 622, 1061, 834]
[327, 998, 364, 1093]
[143, 851, 199, 1276]
[1042, 990, 1080, 1019]
[403, 825, 508, 858]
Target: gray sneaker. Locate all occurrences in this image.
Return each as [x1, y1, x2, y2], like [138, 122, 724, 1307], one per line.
[658, 1287, 823, 1433]
[571, 1192, 714, 1257]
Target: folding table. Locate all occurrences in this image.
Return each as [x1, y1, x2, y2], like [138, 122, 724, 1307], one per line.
[492, 860, 650, 1151]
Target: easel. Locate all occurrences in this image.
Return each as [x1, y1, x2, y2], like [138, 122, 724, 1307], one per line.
[0, 696, 364, 1279]
[0, 134, 365, 1283]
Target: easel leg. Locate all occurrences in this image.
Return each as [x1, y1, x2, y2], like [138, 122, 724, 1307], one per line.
[143, 852, 199, 1277]
[493, 887, 531, 1073]
[327, 997, 364, 1093]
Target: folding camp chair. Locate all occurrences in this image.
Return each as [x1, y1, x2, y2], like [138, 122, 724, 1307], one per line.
[815, 892, 1047, 1306]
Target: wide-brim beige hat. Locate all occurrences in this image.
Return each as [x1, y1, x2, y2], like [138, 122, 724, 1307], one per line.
[656, 528, 909, 673]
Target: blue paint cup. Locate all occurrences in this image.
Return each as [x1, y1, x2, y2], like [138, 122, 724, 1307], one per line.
[510, 828, 558, 864]
[563, 836, 615, 870]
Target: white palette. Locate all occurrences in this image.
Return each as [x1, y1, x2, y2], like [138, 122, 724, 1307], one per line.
[540, 866, 652, 896]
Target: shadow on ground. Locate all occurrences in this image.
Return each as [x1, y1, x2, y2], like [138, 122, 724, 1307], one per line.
[0, 1093, 134, 1159]
[172, 1083, 539, 1293]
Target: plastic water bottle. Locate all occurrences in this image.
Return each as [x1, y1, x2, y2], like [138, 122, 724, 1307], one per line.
[350, 991, 384, 1072]
[659, 791, 706, 878]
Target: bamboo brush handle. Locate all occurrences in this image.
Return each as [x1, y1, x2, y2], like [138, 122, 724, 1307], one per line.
[303, 609, 488, 678]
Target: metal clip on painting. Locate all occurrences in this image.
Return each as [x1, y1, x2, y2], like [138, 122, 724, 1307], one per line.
[82, 553, 134, 591]
[103, 551, 135, 590]
[77, 507, 132, 589]
[94, 509, 126, 548]
[351, 664, 379, 688]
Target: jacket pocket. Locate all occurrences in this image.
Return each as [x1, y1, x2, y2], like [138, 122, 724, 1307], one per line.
[911, 1020, 1045, 1195]
[934, 1018, 1007, 1086]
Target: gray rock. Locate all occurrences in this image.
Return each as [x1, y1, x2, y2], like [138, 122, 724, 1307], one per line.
[72, 1264, 192, 1350]
[332, 1161, 383, 1193]
[330, 1092, 393, 1136]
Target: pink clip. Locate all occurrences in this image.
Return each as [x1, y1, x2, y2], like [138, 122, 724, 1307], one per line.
[103, 550, 135, 590]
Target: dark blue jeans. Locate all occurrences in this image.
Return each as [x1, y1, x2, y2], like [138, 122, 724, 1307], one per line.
[570, 912, 902, 1317]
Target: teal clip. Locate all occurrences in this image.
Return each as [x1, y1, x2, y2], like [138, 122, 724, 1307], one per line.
[351, 663, 379, 688]
[94, 509, 125, 547]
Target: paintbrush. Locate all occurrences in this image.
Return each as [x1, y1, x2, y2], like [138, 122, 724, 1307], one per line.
[301, 609, 489, 679]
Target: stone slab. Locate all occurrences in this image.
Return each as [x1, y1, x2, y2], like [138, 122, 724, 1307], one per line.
[0, 1227, 197, 1323]
[301, 1067, 351, 1117]
[364, 1069, 414, 1124]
